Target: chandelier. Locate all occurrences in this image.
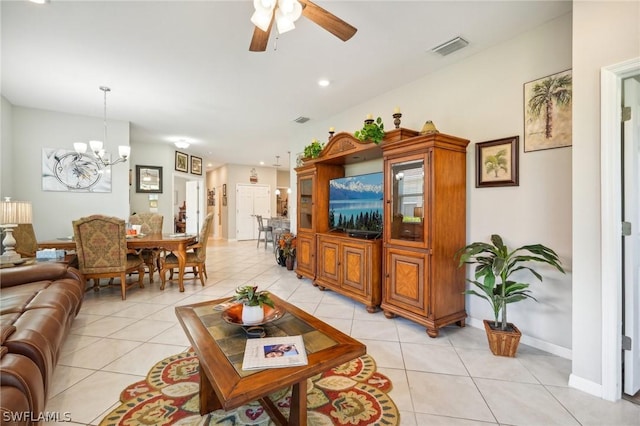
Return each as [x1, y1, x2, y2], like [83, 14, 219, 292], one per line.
[73, 86, 130, 167]
[251, 0, 303, 34]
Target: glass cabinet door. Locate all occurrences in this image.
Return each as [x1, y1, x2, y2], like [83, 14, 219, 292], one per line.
[298, 175, 313, 230]
[389, 158, 425, 242]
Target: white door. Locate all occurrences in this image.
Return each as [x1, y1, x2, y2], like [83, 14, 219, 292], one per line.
[186, 180, 204, 235]
[623, 76, 640, 396]
[236, 184, 271, 240]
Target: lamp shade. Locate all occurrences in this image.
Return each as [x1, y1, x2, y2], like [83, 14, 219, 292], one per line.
[1, 199, 32, 225]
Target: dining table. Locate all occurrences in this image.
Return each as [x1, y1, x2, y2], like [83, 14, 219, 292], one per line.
[37, 233, 198, 292]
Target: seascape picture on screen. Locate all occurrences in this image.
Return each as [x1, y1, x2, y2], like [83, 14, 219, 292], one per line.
[329, 172, 383, 235]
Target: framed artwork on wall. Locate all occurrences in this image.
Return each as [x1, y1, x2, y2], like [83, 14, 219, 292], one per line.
[191, 155, 202, 175]
[476, 136, 519, 188]
[135, 165, 163, 193]
[524, 69, 572, 152]
[42, 148, 111, 192]
[175, 151, 188, 172]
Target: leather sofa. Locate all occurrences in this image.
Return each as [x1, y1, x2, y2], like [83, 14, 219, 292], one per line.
[0, 262, 85, 425]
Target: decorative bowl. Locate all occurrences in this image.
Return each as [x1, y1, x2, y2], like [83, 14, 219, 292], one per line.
[222, 303, 285, 326]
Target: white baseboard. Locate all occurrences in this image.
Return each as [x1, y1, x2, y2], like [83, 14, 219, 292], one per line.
[465, 317, 572, 359]
[569, 373, 603, 398]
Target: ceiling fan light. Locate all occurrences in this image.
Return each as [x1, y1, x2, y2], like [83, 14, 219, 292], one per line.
[251, 9, 273, 32]
[275, 8, 295, 34]
[254, 0, 275, 13]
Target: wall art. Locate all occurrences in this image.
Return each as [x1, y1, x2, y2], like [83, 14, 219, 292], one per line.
[476, 136, 519, 188]
[42, 148, 111, 192]
[175, 151, 188, 172]
[136, 165, 163, 193]
[524, 69, 572, 152]
[191, 155, 202, 175]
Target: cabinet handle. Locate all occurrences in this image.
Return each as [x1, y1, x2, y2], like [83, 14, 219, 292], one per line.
[386, 200, 390, 204]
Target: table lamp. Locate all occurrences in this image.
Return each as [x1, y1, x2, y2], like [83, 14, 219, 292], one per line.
[1, 197, 32, 262]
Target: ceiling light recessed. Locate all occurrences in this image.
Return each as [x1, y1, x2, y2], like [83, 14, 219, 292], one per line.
[294, 116, 310, 124]
[260, 161, 265, 165]
[318, 79, 330, 87]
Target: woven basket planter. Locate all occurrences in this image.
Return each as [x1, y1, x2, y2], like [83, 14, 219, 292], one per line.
[483, 319, 521, 357]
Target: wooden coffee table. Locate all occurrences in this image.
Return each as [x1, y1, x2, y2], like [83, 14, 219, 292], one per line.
[175, 294, 366, 426]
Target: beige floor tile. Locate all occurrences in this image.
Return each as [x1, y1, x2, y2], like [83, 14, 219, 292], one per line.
[145, 305, 181, 322]
[547, 385, 640, 426]
[109, 302, 167, 319]
[70, 316, 137, 338]
[456, 347, 539, 383]
[45, 371, 143, 424]
[361, 338, 405, 369]
[398, 410, 418, 425]
[403, 343, 468, 376]
[48, 365, 95, 398]
[408, 371, 495, 422]
[315, 316, 352, 335]
[414, 413, 499, 425]
[396, 317, 453, 346]
[148, 323, 193, 346]
[102, 342, 188, 376]
[517, 353, 572, 386]
[475, 378, 580, 425]
[441, 325, 490, 350]
[107, 318, 174, 342]
[57, 338, 141, 370]
[58, 334, 102, 357]
[351, 318, 399, 341]
[378, 366, 413, 412]
[314, 301, 355, 319]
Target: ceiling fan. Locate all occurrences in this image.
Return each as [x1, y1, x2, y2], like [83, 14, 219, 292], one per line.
[249, 0, 357, 52]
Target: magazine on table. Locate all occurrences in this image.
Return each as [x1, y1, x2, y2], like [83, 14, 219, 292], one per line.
[242, 335, 308, 370]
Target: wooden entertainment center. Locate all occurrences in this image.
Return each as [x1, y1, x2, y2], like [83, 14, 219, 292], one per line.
[295, 128, 470, 337]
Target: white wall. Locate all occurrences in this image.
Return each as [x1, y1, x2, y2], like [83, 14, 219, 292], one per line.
[571, 0, 640, 395]
[8, 107, 130, 240]
[1, 96, 14, 198]
[129, 141, 183, 234]
[289, 13, 574, 353]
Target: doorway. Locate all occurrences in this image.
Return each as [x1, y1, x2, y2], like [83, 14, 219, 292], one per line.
[601, 58, 640, 401]
[236, 184, 271, 241]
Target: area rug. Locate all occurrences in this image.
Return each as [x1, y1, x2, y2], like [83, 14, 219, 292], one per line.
[99, 350, 399, 425]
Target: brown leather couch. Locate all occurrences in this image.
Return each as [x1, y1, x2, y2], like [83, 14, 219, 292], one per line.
[0, 262, 85, 425]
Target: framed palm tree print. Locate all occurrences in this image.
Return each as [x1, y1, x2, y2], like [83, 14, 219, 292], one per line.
[476, 136, 519, 188]
[524, 69, 572, 152]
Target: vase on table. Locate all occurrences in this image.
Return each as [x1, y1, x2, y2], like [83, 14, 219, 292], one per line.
[285, 255, 295, 271]
[242, 304, 264, 324]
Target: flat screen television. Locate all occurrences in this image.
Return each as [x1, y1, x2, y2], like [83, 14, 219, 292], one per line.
[329, 172, 383, 237]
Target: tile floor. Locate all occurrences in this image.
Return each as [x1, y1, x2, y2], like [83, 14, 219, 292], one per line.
[44, 240, 640, 425]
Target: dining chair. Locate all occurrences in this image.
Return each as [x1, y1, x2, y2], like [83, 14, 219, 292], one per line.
[256, 215, 273, 250]
[129, 213, 163, 282]
[159, 212, 213, 289]
[73, 214, 145, 300]
[13, 224, 38, 258]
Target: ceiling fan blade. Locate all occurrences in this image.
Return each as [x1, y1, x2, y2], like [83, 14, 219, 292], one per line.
[249, 16, 275, 52]
[299, 0, 357, 42]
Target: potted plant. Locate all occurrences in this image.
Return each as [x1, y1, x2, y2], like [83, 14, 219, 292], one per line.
[455, 234, 565, 356]
[354, 117, 385, 144]
[276, 232, 296, 270]
[232, 285, 275, 324]
[303, 139, 324, 159]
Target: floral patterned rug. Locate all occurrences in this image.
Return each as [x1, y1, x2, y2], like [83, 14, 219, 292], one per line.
[99, 350, 399, 425]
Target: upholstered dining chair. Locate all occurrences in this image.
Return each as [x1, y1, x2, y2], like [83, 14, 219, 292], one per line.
[159, 212, 213, 289]
[256, 215, 273, 250]
[129, 213, 163, 282]
[73, 215, 145, 300]
[13, 224, 38, 258]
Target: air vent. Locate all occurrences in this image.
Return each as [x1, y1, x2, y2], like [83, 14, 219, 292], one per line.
[431, 36, 468, 56]
[294, 116, 310, 124]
